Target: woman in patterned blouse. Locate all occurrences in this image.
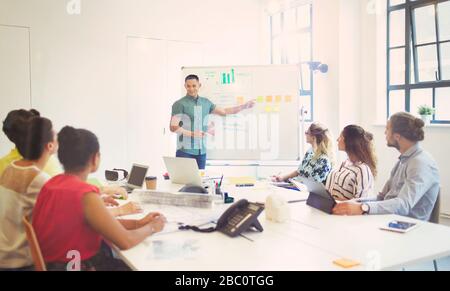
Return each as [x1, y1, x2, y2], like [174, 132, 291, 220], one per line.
[272, 123, 334, 184]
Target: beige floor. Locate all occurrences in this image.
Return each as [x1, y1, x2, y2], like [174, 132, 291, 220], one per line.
[441, 217, 450, 227]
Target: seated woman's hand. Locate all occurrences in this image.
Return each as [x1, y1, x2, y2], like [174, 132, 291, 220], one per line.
[101, 185, 128, 200]
[101, 195, 119, 207]
[137, 212, 166, 233]
[271, 175, 283, 182]
[118, 202, 143, 216]
[148, 215, 166, 234]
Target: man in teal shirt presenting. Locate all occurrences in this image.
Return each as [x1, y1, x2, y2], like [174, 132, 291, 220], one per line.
[170, 75, 255, 169]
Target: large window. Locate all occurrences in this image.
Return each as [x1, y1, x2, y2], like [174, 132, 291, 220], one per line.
[270, 2, 313, 121]
[388, 0, 450, 123]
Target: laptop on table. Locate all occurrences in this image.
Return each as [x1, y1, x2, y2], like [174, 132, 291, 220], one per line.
[163, 157, 203, 187]
[123, 163, 149, 193]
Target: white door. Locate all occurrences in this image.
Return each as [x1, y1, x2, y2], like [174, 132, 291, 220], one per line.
[127, 37, 168, 176]
[0, 25, 31, 155]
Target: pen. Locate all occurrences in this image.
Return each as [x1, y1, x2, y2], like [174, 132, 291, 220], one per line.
[288, 199, 307, 204]
[236, 184, 255, 187]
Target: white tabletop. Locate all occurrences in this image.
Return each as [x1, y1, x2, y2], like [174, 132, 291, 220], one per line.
[112, 180, 450, 271]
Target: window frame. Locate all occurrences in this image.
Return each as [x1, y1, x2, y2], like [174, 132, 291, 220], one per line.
[387, 0, 450, 124]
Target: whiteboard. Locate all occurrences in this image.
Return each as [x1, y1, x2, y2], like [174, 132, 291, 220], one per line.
[182, 65, 300, 161]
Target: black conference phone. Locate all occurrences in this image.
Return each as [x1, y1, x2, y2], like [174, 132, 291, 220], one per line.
[179, 199, 265, 238]
[217, 199, 265, 237]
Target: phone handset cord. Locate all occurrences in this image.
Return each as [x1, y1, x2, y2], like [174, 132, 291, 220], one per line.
[178, 225, 216, 233]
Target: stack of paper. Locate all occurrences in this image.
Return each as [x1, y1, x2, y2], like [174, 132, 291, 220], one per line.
[135, 190, 214, 208]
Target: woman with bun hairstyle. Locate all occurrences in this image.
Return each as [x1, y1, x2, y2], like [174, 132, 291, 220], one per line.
[326, 125, 377, 200]
[0, 109, 62, 177]
[0, 117, 57, 271]
[33, 126, 166, 271]
[333, 112, 440, 221]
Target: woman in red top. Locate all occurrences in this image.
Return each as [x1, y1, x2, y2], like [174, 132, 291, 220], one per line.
[33, 126, 166, 271]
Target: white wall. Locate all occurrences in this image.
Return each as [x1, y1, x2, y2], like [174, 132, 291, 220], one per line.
[0, 25, 31, 154]
[311, 0, 340, 137]
[310, 0, 364, 161]
[0, 0, 263, 178]
[338, 0, 361, 128]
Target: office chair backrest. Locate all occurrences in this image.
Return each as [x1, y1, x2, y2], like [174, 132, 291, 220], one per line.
[22, 216, 46, 271]
[430, 190, 441, 224]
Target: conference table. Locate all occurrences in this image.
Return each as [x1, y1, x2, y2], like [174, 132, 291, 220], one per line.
[112, 179, 450, 271]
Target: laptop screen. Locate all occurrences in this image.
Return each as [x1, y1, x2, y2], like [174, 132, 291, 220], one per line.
[128, 164, 148, 187]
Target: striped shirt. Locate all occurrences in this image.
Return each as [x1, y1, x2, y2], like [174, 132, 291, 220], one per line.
[325, 160, 374, 200]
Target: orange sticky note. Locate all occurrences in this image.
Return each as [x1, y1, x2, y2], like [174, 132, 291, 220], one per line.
[236, 96, 245, 105]
[285, 95, 292, 103]
[266, 96, 273, 103]
[333, 259, 360, 269]
[275, 95, 282, 103]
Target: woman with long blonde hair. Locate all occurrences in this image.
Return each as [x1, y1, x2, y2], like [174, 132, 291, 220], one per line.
[272, 123, 334, 184]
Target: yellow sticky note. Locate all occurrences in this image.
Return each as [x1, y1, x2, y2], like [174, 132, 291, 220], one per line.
[285, 95, 292, 103]
[257, 96, 264, 103]
[333, 259, 360, 269]
[275, 95, 282, 103]
[273, 106, 280, 112]
[264, 106, 273, 113]
[266, 96, 273, 103]
[228, 177, 256, 185]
